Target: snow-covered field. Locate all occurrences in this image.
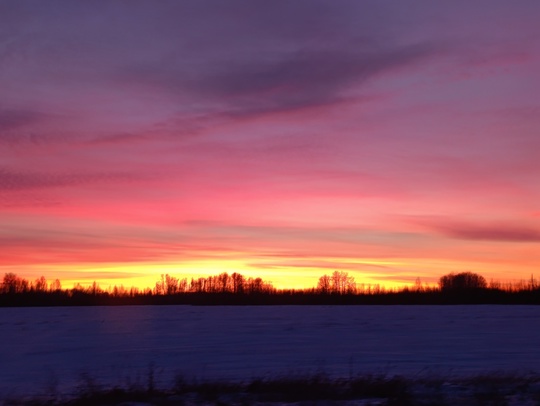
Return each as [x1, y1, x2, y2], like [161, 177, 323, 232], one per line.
[1, 305, 539, 399]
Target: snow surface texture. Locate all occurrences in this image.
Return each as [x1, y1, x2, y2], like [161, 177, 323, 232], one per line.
[1, 305, 539, 398]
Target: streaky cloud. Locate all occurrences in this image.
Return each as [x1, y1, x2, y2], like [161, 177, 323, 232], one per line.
[0, 167, 139, 192]
[0, 109, 44, 131]
[434, 221, 540, 242]
[121, 43, 439, 118]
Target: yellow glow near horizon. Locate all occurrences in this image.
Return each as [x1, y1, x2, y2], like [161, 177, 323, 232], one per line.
[2, 253, 537, 293]
[0, 259, 425, 291]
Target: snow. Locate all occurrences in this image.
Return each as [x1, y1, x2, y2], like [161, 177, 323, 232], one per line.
[1, 305, 539, 398]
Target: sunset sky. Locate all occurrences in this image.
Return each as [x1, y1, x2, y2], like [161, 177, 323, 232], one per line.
[1, 1, 539, 290]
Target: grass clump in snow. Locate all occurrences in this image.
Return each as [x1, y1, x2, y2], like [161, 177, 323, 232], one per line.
[4, 371, 540, 405]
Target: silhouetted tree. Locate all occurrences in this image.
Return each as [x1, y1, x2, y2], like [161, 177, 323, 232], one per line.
[439, 271, 487, 291]
[50, 278, 62, 292]
[87, 281, 102, 295]
[154, 275, 165, 295]
[153, 274, 184, 295]
[529, 274, 537, 290]
[217, 272, 231, 293]
[2, 273, 29, 294]
[231, 272, 245, 294]
[178, 277, 188, 293]
[34, 276, 48, 292]
[112, 284, 127, 297]
[165, 274, 179, 294]
[190, 277, 206, 293]
[72, 283, 84, 293]
[414, 277, 423, 292]
[317, 275, 331, 294]
[205, 275, 216, 292]
[245, 277, 274, 294]
[330, 271, 356, 294]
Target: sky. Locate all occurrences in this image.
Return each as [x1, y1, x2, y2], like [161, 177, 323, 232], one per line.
[1, 0, 540, 290]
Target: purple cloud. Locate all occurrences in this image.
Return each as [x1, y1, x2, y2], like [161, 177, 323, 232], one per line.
[0, 110, 48, 146]
[0, 168, 138, 192]
[188, 44, 437, 116]
[433, 221, 540, 242]
[0, 109, 43, 130]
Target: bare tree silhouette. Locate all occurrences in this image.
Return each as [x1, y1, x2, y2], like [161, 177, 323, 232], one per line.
[2, 273, 29, 294]
[317, 274, 331, 294]
[34, 276, 48, 292]
[231, 272, 245, 294]
[331, 271, 356, 294]
[50, 278, 62, 292]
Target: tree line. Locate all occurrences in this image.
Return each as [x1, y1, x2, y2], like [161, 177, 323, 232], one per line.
[1, 270, 540, 306]
[0, 271, 275, 296]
